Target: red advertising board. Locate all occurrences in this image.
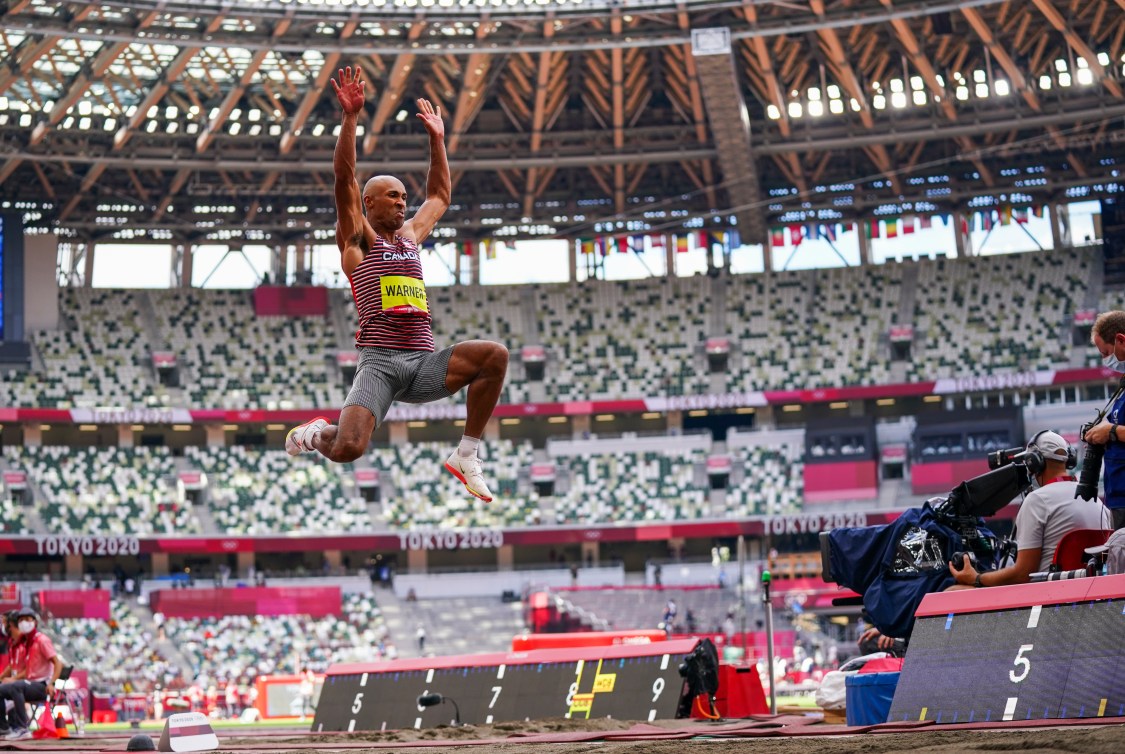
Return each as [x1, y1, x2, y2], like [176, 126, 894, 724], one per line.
[252, 286, 329, 317]
[803, 460, 878, 502]
[149, 586, 341, 619]
[38, 589, 111, 620]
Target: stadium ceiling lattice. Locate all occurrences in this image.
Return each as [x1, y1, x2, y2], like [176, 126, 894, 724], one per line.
[0, 0, 1124, 249]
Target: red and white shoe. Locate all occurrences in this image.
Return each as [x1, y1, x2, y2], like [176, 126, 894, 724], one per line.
[285, 417, 329, 457]
[444, 451, 494, 503]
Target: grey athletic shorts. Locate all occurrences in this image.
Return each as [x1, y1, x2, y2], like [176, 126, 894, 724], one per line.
[343, 346, 455, 425]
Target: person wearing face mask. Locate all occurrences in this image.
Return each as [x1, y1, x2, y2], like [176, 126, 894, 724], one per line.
[948, 431, 1109, 589]
[1085, 310, 1125, 530]
[0, 609, 62, 740]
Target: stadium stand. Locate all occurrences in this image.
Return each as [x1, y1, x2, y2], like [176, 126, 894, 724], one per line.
[551, 448, 710, 524]
[184, 446, 369, 535]
[162, 593, 388, 682]
[4, 446, 197, 535]
[372, 440, 538, 528]
[0, 250, 1108, 412]
[723, 445, 804, 517]
[51, 598, 183, 694]
[152, 289, 344, 410]
[0, 288, 157, 409]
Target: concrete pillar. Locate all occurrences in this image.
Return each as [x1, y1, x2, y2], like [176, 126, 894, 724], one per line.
[83, 242, 95, 288]
[664, 233, 675, 277]
[180, 244, 194, 288]
[295, 243, 309, 284]
[483, 417, 500, 442]
[389, 422, 408, 445]
[857, 222, 871, 265]
[1051, 203, 1072, 249]
[236, 551, 254, 578]
[273, 245, 289, 285]
[65, 553, 83, 580]
[151, 552, 170, 577]
[117, 424, 134, 448]
[324, 550, 343, 572]
[755, 405, 777, 430]
[406, 548, 427, 574]
[667, 410, 684, 433]
[580, 541, 599, 567]
[497, 544, 514, 571]
[471, 246, 481, 285]
[205, 424, 226, 448]
[454, 244, 463, 284]
[568, 240, 577, 283]
[23, 424, 42, 446]
[667, 537, 686, 560]
[572, 414, 591, 439]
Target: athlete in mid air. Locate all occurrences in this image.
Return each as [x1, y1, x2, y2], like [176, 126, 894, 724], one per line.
[286, 66, 508, 503]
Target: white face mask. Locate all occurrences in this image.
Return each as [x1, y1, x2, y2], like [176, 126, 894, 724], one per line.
[1104, 340, 1125, 372]
[17, 621, 34, 634]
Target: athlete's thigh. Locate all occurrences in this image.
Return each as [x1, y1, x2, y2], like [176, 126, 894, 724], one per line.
[399, 346, 455, 404]
[342, 349, 400, 427]
[443, 340, 500, 393]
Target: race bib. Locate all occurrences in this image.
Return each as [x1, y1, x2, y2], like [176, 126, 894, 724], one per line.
[380, 275, 428, 315]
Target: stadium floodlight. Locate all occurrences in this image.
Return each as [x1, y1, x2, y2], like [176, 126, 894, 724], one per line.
[1076, 68, 1094, 85]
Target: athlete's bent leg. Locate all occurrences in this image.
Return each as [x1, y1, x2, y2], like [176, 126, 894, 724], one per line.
[443, 340, 508, 502]
[310, 405, 376, 463]
[445, 340, 509, 437]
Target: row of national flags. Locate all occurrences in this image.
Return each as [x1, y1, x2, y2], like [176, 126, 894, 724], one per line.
[769, 206, 1048, 247]
[576, 230, 741, 256]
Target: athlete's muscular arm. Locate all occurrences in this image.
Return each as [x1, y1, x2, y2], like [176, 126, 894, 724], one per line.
[401, 98, 450, 245]
[331, 66, 374, 271]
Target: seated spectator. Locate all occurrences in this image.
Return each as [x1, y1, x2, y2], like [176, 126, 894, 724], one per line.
[0, 608, 63, 740]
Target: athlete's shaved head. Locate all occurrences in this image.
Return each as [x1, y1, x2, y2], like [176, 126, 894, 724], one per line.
[363, 175, 408, 231]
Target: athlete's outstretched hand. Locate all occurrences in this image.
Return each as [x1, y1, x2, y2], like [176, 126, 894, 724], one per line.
[332, 66, 366, 115]
[416, 98, 444, 139]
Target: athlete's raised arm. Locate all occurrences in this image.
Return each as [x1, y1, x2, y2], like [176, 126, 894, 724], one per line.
[400, 98, 450, 245]
[330, 66, 374, 260]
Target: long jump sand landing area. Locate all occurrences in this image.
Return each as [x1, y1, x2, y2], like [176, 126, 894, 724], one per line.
[6, 715, 1125, 753]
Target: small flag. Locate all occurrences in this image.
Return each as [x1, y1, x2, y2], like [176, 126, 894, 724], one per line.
[1032, 205, 1045, 218]
[789, 224, 804, 246]
[980, 210, 993, 231]
[864, 220, 880, 239]
[483, 239, 496, 259]
[650, 234, 665, 250]
[580, 238, 595, 255]
[885, 218, 899, 238]
[727, 229, 740, 248]
[902, 215, 916, 234]
[597, 237, 608, 256]
[461, 240, 475, 257]
[770, 227, 786, 247]
[806, 223, 819, 241]
[999, 205, 1012, 226]
[1014, 207, 1029, 224]
[676, 235, 690, 253]
[919, 215, 932, 230]
[697, 231, 710, 249]
[630, 234, 646, 252]
[825, 224, 838, 242]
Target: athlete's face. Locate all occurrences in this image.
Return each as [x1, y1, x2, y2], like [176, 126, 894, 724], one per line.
[364, 176, 408, 231]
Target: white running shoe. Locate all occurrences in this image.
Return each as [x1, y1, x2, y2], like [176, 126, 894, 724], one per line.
[444, 451, 494, 503]
[4, 729, 29, 741]
[285, 416, 329, 457]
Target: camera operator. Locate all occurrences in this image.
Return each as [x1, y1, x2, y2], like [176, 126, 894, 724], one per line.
[950, 431, 1108, 588]
[1084, 310, 1125, 530]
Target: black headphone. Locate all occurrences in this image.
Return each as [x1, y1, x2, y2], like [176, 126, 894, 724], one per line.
[1023, 429, 1078, 476]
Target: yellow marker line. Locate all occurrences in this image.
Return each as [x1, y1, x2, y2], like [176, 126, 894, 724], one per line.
[587, 659, 604, 719]
[1099, 698, 1108, 717]
[919, 707, 928, 721]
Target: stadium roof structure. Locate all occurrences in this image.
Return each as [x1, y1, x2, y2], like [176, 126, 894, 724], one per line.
[1, 0, 1124, 249]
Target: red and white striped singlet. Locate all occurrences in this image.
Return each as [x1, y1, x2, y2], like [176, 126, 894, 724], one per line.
[350, 234, 434, 351]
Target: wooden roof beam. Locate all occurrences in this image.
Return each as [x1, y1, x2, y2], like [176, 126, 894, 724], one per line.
[879, 0, 957, 121]
[1031, 0, 1123, 98]
[524, 21, 556, 217]
[447, 24, 496, 155]
[611, 11, 626, 213]
[364, 21, 425, 153]
[808, 0, 898, 191]
[280, 16, 358, 154]
[114, 15, 227, 150]
[741, 3, 791, 136]
[0, 5, 95, 96]
[961, 7, 1041, 111]
[154, 168, 192, 222]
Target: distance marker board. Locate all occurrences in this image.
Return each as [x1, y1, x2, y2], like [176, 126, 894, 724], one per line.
[313, 638, 700, 732]
[889, 574, 1125, 723]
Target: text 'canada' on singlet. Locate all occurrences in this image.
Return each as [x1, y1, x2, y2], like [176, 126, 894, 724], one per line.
[349, 234, 435, 351]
